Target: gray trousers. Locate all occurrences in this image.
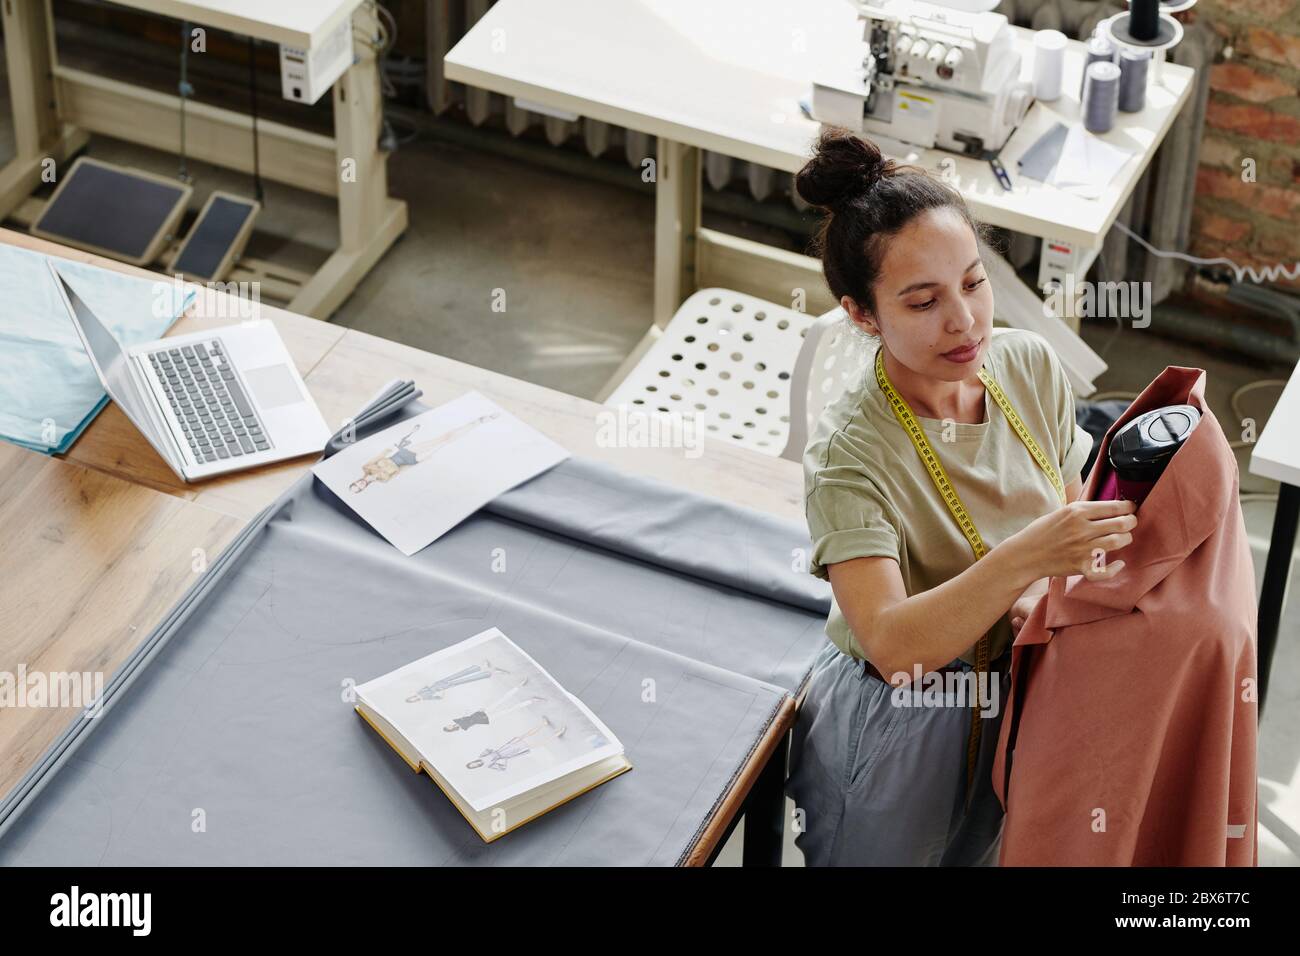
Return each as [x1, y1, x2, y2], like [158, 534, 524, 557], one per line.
[787, 640, 1010, 866]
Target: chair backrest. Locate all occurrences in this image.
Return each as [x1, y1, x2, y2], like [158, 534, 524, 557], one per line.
[781, 307, 876, 461]
[603, 289, 817, 456]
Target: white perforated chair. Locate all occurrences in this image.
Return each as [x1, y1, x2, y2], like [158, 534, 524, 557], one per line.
[603, 289, 871, 461]
[604, 289, 816, 455]
[782, 307, 875, 460]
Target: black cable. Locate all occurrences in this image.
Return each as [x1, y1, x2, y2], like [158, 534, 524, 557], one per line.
[178, 21, 192, 183]
[248, 36, 264, 204]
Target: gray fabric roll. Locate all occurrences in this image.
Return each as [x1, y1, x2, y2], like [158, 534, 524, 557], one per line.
[0, 386, 832, 865]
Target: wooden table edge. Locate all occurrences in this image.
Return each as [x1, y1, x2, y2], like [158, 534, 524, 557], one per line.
[683, 693, 798, 867]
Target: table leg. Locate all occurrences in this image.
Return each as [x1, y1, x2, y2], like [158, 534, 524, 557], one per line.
[290, 6, 408, 319]
[0, 0, 85, 220]
[652, 138, 700, 329]
[741, 728, 789, 867]
[1035, 237, 1103, 331]
[1258, 481, 1299, 713]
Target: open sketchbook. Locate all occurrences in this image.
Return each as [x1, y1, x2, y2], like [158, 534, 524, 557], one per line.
[354, 628, 631, 842]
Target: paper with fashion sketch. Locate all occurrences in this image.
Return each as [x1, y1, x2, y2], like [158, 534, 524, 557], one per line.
[312, 390, 568, 555]
[355, 628, 625, 813]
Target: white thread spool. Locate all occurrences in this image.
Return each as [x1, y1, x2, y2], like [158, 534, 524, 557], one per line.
[1032, 30, 1067, 102]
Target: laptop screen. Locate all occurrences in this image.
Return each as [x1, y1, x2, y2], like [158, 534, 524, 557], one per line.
[49, 261, 162, 449]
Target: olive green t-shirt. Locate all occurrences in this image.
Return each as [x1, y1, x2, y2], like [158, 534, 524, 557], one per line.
[803, 327, 1094, 666]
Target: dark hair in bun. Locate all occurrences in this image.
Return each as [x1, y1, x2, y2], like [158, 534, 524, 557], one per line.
[796, 128, 994, 316]
[795, 129, 895, 209]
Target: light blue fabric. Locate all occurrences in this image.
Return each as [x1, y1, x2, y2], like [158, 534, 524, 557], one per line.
[0, 246, 192, 454]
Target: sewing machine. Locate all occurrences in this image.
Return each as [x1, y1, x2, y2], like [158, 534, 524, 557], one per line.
[810, 0, 1034, 157]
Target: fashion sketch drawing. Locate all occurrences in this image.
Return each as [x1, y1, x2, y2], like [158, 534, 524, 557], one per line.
[350, 412, 501, 493]
[466, 716, 568, 772]
[443, 679, 547, 732]
[405, 660, 506, 703]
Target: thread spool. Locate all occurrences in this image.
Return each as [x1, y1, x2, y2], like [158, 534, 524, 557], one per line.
[1033, 30, 1067, 102]
[1079, 34, 1116, 98]
[1129, 0, 1161, 43]
[1118, 48, 1151, 112]
[1083, 60, 1121, 133]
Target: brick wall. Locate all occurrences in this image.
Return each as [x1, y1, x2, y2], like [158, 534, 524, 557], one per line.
[1193, 1, 1300, 291]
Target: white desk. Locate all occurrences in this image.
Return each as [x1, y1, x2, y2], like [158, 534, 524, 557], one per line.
[1250, 362, 1300, 709]
[0, 0, 407, 319]
[102, 0, 358, 48]
[445, 0, 1197, 396]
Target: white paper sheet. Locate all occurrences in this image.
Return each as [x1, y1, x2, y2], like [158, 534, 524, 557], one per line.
[1050, 124, 1136, 200]
[312, 390, 569, 555]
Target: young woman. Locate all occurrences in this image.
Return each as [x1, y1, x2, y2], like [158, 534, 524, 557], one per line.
[785, 129, 1138, 866]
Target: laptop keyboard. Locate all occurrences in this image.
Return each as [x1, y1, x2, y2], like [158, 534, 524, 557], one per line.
[148, 340, 271, 465]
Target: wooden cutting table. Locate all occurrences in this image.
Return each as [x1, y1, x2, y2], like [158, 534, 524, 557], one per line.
[0, 229, 808, 866]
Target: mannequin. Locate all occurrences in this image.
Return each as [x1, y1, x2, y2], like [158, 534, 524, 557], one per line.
[1096, 404, 1201, 506]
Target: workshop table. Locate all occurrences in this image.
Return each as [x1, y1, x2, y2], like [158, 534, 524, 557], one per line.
[1250, 359, 1300, 712]
[0, 229, 811, 865]
[0, 0, 406, 318]
[445, 0, 1196, 397]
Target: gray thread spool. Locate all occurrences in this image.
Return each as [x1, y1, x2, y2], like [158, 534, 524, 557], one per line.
[1118, 48, 1151, 112]
[1083, 60, 1121, 133]
[1079, 34, 1116, 99]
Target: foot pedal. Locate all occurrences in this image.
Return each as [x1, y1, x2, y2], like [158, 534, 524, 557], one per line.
[168, 192, 261, 283]
[31, 156, 192, 266]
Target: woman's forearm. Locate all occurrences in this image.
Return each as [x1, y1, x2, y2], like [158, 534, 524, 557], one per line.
[870, 545, 1037, 680]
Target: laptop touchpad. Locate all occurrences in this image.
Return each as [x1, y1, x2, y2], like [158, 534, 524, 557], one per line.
[243, 363, 304, 409]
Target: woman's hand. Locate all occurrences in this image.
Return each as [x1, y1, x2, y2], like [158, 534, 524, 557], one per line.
[1001, 498, 1138, 583]
[1009, 577, 1049, 636]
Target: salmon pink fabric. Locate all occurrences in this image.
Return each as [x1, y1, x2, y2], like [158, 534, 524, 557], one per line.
[992, 366, 1258, 866]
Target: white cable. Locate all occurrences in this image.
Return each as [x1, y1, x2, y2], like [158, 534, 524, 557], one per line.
[362, 2, 397, 99]
[1231, 379, 1288, 425]
[377, 3, 398, 52]
[1228, 379, 1285, 503]
[1113, 221, 1300, 284]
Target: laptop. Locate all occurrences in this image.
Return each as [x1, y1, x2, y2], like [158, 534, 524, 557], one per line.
[50, 260, 332, 481]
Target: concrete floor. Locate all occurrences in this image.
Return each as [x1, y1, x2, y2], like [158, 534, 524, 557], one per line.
[1, 70, 1296, 866]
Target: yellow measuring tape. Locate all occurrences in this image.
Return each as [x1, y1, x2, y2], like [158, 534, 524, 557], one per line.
[874, 347, 1065, 803]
